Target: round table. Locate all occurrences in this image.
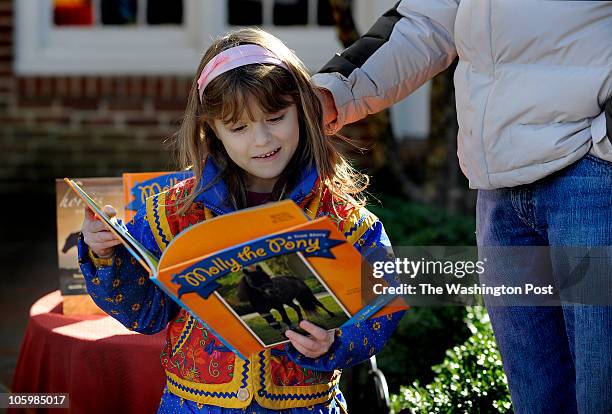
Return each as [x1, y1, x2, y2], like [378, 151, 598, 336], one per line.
[10, 291, 167, 413]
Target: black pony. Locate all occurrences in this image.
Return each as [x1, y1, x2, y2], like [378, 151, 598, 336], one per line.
[237, 265, 335, 332]
[62, 231, 81, 253]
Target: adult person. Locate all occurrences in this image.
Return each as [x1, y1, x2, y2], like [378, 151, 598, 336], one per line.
[313, 1, 612, 413]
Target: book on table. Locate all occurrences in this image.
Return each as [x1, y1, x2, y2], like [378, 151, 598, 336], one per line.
[55, 177, 124, 297]
[55, 171, 190, 297]
[65, 178, 407, 359]
[122, 171, 193, 222]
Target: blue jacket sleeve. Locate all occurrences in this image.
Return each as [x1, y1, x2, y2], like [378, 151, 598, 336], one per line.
[77, 206, 180, 334]
[285, 218, 406, 371]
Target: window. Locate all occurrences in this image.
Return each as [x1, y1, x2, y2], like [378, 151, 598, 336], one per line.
[53, 0, 183, 27]
[228, 0, 335, 27]
[228, 0, 262, 26]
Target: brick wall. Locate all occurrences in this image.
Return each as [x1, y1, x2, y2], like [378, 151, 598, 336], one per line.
[4, 75, 190, 191]
[0, 0, 192, 196]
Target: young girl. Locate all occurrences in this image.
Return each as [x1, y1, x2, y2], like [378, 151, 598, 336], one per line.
[79, 28, 404, 413]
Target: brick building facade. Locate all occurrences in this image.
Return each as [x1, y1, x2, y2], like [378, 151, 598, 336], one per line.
[1, 0, 429, 196]
[1, 2, 188, 195]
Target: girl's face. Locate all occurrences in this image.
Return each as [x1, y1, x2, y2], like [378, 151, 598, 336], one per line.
[213, 96, 300, 193]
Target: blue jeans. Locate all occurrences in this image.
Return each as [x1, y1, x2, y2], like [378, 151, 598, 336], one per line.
[477, 154, 612, 414]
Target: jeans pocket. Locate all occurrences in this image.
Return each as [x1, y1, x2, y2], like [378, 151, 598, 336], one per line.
[589, 130, 612, 166]
[585, 153, 612, 170]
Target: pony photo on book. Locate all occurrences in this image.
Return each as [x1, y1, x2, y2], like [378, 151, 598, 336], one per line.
[213, 253, 350, 347]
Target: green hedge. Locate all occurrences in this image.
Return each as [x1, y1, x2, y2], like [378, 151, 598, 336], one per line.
[376, 307, 469, 390]
[368, 196, 476, 246]
[367, 197, 476, 388]
[354, 197, 512, 413]
[390, 307, 512, 414]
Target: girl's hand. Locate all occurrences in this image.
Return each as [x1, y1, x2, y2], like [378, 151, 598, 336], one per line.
[81, 205, 122, 259]
[285, 320, 335, 358]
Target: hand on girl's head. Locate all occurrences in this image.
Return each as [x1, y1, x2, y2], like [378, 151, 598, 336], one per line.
[284, 320, 335, 358]
[81, 205, 121, 259]
[314, 87, 338, 135]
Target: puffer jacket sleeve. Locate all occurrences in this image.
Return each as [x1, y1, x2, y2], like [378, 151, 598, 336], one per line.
[285, 218, 406, 371]
[77, 205, 180, 334]
[313, 0, 459, 132]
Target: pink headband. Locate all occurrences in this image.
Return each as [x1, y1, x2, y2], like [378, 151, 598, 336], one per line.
[197, 44, 289, 102]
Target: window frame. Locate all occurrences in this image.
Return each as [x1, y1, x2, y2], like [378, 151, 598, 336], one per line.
[15, 0, 343, 75]
[14, 0, 428, 139]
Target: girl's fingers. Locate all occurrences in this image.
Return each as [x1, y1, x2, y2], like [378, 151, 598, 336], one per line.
[96, 231, 119, 243]
[82, 225, 107, 239]
[298, 320, 330, 342]
[87, 230, 118, 245]
[291, 341, 319, 358]
[101, 205, 117, 218]
[88, 220, 108, 233]
[83, 205, 117, 222]
[286, 322, 335, 358]
[97, 240, 121, 249]
[285, 330, 318, 352]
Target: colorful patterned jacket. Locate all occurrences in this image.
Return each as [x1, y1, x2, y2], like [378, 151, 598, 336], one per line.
[77, 161, 405, 410]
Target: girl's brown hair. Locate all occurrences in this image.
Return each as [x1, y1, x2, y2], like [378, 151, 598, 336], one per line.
[172, 27, 368, 215]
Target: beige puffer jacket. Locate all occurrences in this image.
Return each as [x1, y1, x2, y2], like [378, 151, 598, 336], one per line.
[313, 0, 612, 189]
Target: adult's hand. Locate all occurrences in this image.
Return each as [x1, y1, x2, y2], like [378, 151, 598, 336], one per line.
[315, 87, 339, 135]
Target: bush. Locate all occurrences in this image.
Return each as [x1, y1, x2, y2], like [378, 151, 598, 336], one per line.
[390, 307, 512, 414]
[369, 197, 511, 412]
[368, 196, 476, 246]
[376, 307, 470, 391]
[367, 197, 477, 389]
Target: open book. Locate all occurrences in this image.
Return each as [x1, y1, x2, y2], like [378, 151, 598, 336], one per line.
[65, 178, 406, 359]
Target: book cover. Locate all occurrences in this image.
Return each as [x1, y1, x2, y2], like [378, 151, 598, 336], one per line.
[213, 255, 351, 348]
[65, 179, 406, 358]
[123, 171, 193, 222]
[55, 177, 124, 295]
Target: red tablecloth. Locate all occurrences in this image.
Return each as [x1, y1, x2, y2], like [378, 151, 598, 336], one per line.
[10, 291, 167, 413]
